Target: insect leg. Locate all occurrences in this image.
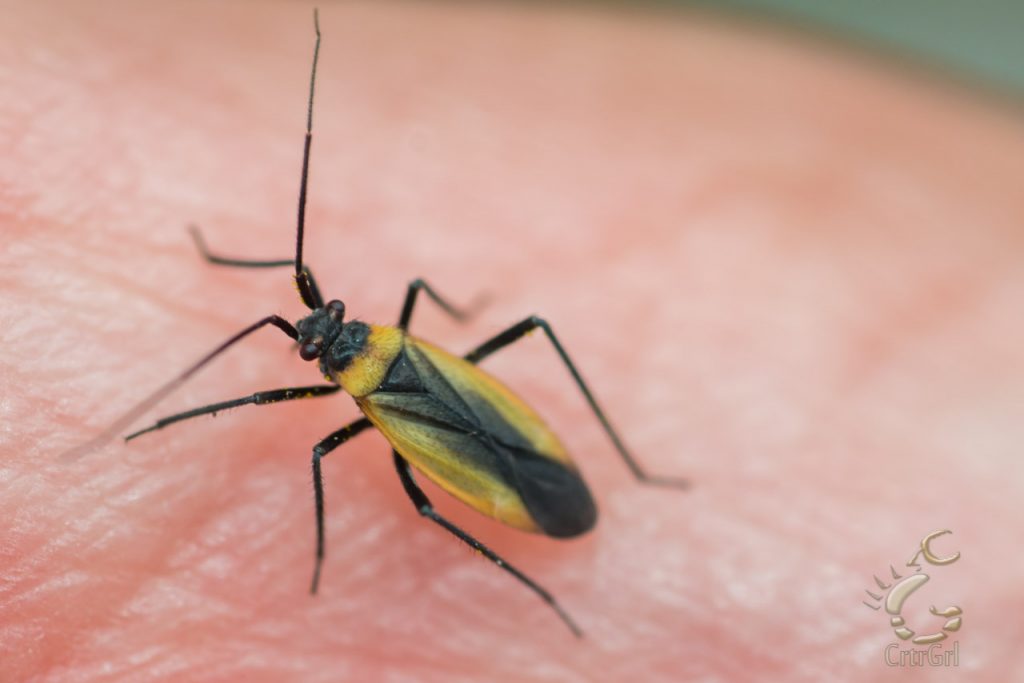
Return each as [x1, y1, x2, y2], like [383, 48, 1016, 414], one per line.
[124, 384, 341, 441]
[188, 225, 323, 310]
[310, 417, 373, 594]
[390, 450, 583, 637]
[189, 225, 293, 268]
[60, 315, 300, 462]
[397, 278, 484, 330]
[465, 316, 688, 489]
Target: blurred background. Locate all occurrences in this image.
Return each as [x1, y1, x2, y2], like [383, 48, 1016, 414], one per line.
[692, 0, 1024, 95]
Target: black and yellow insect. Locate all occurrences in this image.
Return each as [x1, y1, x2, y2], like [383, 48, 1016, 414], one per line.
[66, 10, 686, 636]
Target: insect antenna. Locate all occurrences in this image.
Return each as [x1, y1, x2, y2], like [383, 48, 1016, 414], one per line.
[293, 8, 322, 311]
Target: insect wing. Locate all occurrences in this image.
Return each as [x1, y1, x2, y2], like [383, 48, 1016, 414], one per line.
[358, 337, 597, 537]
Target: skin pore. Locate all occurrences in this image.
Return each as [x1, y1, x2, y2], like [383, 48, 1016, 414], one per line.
[2, 2, 1022, 681]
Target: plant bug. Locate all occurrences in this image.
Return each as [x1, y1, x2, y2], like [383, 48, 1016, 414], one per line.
[63, 9, 688, 637]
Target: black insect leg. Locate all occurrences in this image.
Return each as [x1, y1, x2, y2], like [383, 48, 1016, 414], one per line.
[466, 316, 688, 489]
[124, 384, 341, 441]
[310, 417, 373, 594]
[391, 451, 583, 637]
[189, 225, 293, 268]
[188, 225, 323, 310]
[60, 314, 301, 462]
[397, 278, 486, 330]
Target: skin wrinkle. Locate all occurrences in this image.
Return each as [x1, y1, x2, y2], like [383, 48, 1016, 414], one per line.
[2, 1, 1024, 682]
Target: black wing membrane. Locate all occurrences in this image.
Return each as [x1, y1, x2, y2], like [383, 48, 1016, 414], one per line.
[371, 341, 597, 537]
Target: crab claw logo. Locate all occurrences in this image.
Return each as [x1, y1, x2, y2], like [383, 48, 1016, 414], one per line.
[863, 530, 963, 645]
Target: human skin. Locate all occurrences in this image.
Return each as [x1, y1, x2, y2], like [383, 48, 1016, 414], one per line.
[2, 1, 1022, 681]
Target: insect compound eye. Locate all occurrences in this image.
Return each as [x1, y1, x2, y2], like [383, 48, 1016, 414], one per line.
[326, 299, 346, 322]
[299, 339, 323, 361]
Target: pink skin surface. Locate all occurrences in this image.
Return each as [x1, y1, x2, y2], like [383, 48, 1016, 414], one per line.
[2, 2, 1022, 681]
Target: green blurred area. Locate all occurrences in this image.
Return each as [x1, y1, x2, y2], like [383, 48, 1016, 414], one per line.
[692, 0, 1024, 94]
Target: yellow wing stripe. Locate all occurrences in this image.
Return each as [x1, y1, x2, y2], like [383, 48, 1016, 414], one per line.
[357, 397, 541, 532]
[411, 338, 573, 467]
